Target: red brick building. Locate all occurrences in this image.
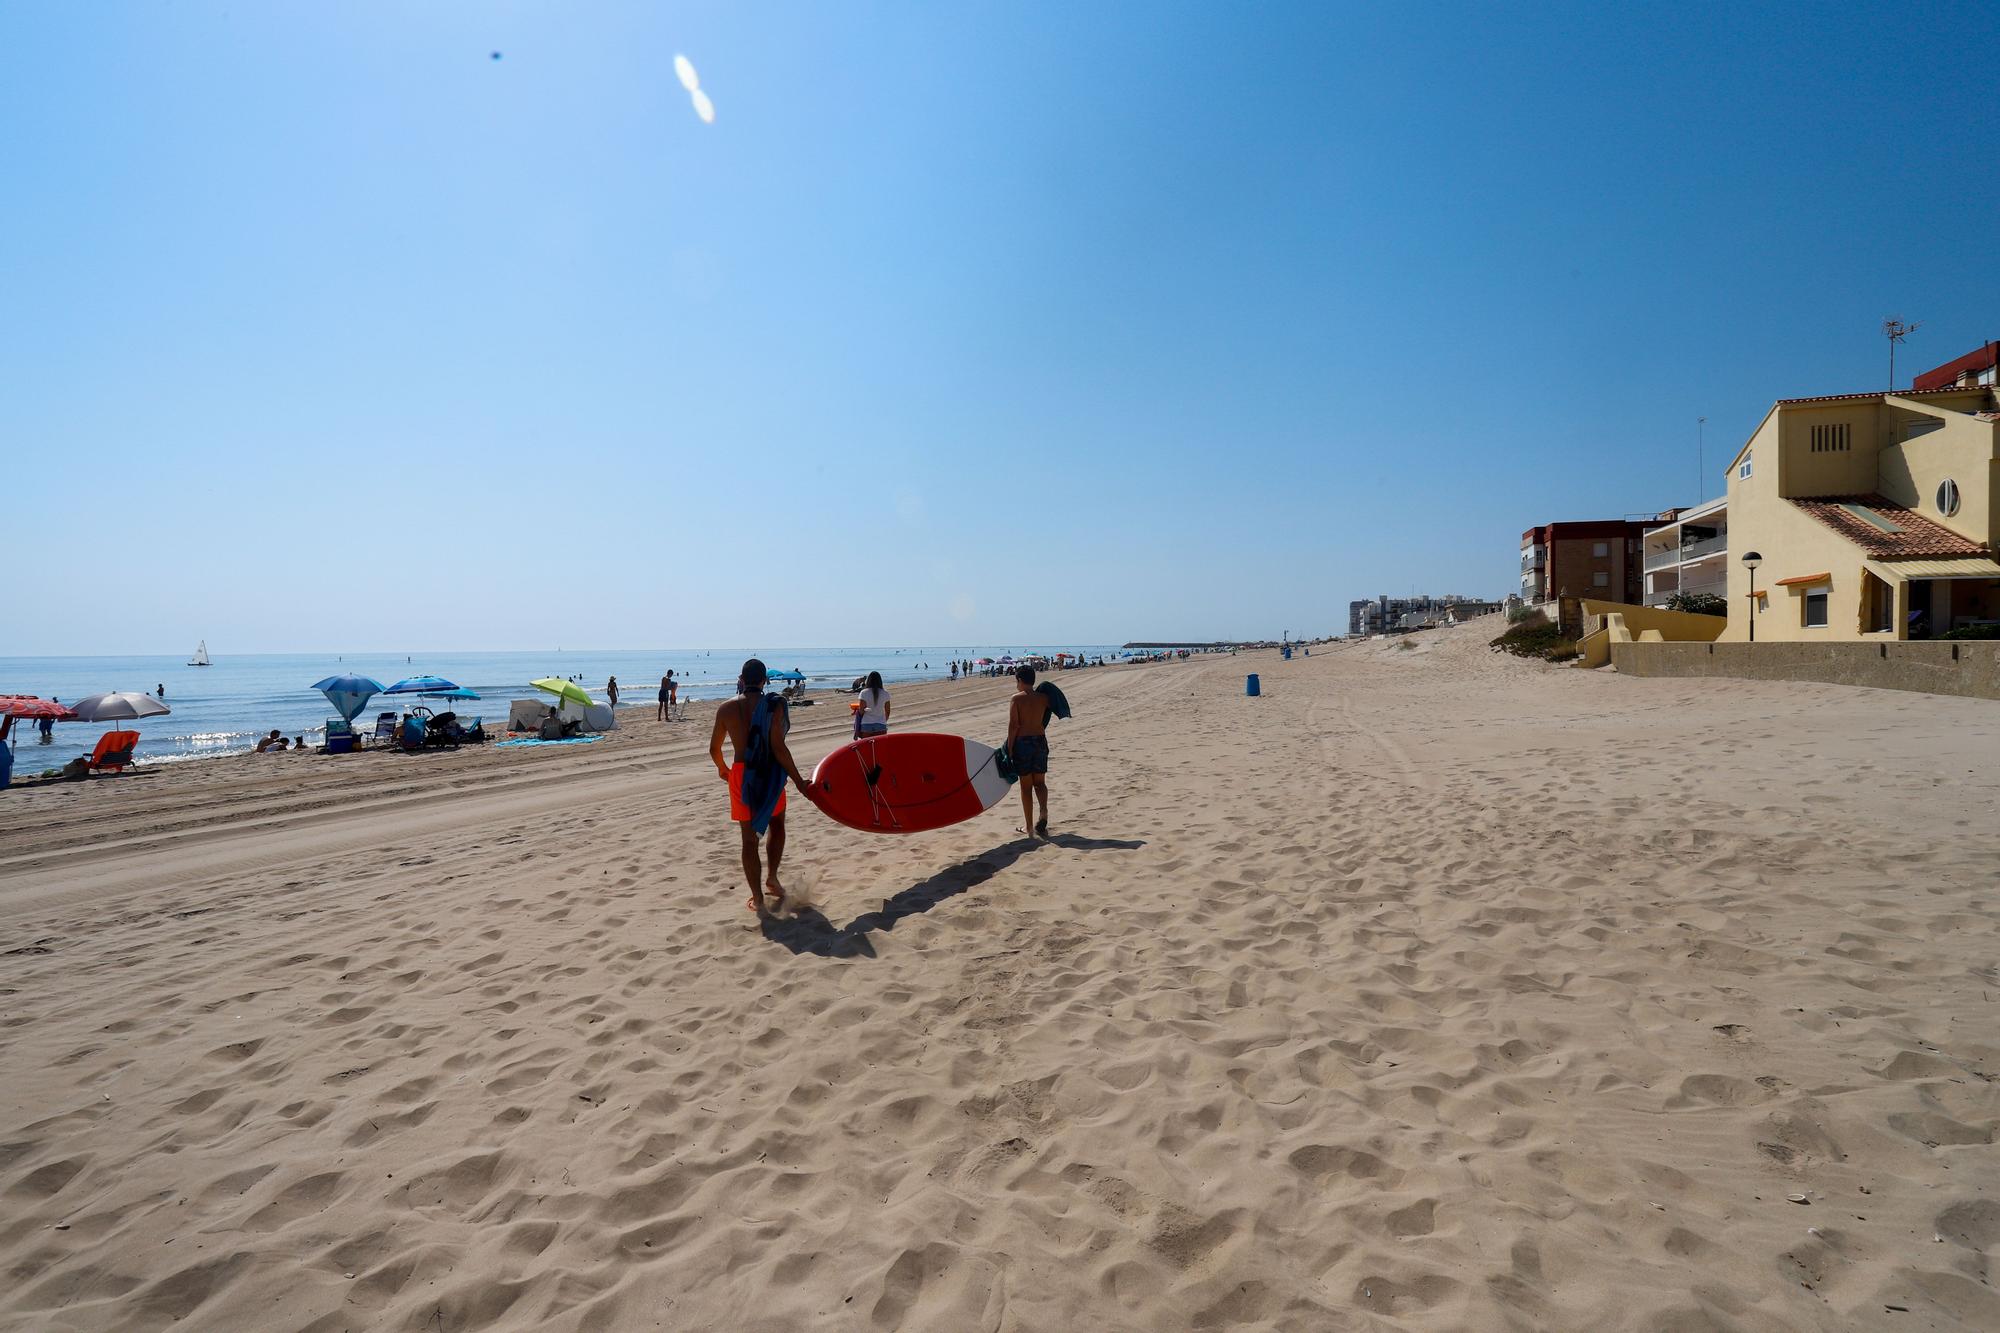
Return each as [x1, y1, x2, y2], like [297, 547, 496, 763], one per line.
[1911, 340, 1998, 391]
[1519, 520, 1651, 608]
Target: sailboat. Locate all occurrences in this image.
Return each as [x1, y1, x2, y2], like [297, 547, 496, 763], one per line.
[188, 640, 211, 667]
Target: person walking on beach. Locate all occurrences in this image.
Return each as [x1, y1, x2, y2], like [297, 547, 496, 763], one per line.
[607, 676, 619, 710]
[657, 674, 671, 722]
[1007, 664, 1052, 837]
[854, 671, 891, 739]
[709, 658, 812, 918]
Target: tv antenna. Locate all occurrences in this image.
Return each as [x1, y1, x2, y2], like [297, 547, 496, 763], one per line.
[1884, 318, 1921, 390]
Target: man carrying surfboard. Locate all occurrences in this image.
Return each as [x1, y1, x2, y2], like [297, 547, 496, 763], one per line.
[1007, 665, 1053, 838]
[709, 658, 813, 918]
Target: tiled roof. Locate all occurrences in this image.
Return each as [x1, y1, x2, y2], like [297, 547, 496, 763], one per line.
[1776, 385, 1987, 405]
[1788, 495, 1990, 560]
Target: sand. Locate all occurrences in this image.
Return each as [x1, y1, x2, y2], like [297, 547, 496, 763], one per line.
[3, 626, 1998, 1331]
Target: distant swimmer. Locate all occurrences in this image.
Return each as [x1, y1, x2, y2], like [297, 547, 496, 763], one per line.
[708, 659, 812, 918]
[1007, 664, 1053, 837]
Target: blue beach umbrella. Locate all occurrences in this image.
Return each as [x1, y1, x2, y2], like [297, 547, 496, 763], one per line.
[312, 674, 387, 723]
[385, 675, 458, 696]
[435, 687, 481, 701]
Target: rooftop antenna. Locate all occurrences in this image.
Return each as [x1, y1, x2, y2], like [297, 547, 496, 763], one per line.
[1884, 318, 1921, 390]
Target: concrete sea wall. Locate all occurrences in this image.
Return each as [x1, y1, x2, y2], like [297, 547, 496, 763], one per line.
[1610, 640, 2000, 700]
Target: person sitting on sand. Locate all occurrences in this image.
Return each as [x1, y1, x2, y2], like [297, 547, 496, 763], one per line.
[293, 736, 309, 754]
[854, 670, 890, 738]
[1007, 664, 1052, 837]
[708, 658, 812, 918]
[254, 729, 282, 754]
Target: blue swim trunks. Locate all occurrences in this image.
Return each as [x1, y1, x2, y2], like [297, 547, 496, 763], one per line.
[1012, 734, 1049, 775]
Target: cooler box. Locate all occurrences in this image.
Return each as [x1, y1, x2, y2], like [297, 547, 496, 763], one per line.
[325, 734, 356, 754]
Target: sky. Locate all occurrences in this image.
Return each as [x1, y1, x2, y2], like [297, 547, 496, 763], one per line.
[4, 1, 1998, 654]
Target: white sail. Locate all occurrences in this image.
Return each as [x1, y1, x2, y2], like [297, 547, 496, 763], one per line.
[189, 640, 211, 666]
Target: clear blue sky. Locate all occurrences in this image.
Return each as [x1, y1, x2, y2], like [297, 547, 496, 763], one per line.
[5, 2, 1997, 653]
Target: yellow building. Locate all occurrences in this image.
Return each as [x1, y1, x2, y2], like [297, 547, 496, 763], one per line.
[1720, 382, 2000, 642]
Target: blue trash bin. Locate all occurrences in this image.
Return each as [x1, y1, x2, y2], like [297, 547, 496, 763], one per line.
[1246, 673, 1261, 697]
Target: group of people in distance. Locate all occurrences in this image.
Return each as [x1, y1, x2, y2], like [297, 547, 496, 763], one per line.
[708, 657, 1056, 919]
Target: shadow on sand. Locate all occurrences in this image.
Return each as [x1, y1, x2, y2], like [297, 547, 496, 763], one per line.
[760, 831, 1146, 958]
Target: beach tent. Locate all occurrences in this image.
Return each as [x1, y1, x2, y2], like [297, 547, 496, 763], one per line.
[312, 674, 386, 723]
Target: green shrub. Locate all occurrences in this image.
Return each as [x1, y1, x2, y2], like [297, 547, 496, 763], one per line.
[1490, 611, 1574, 660]
[1941, 624, 2000, 640]
[1665, 591, 1728, 617]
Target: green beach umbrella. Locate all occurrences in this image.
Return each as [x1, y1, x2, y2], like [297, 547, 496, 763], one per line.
[530, 678, 595, 708]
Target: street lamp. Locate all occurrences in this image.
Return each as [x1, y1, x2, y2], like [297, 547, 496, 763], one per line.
[1741, 550, 1763, 642]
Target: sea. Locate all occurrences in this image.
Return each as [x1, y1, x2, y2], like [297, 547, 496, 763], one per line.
[1, 646, 1123, 774]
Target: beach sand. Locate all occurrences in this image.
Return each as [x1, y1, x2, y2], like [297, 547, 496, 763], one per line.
[3, 624, 1997, 1330]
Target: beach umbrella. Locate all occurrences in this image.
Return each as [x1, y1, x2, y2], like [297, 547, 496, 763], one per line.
[0, 695, 79, 721]
[385, 675, 459, 696]
[974, 658, 994, 666]
[768, 670, 805, 682]
[434, 687, 481, 701]
[530, 677, 594, 708]
[68, 692, 171, 722]
[311, 674, 386, 723]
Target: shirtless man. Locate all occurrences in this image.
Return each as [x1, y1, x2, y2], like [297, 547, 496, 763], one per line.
[1007, 665, 1051, 837]
[709, 658, 813, 917]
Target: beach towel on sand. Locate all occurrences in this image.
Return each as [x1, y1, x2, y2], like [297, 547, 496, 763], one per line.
[738, 692, 789, 835]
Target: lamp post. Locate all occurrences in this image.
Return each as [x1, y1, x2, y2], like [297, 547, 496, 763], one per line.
[1741, 550, 1763, 642]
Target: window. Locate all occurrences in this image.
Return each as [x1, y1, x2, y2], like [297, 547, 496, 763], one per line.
[1809, 423, 1851, 453]
[1592, 572, 1609, 587]
[1938, 478, 1961, 517]
[1592, 541, 1609, 558]
[1738, 452, 1753, 479]
[1803, 590, 1828, 628]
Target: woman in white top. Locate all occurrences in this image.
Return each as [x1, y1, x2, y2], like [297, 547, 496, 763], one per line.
[854, 671, 891, 738]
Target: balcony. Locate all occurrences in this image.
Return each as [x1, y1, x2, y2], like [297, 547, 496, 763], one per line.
[1681, 532, 1727, 561]
[1520, 549, 1544, 573]
[1643, 547, 1683, 572]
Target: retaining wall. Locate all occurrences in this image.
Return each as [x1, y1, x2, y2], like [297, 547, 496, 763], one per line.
[1609, 640, 2000, 700]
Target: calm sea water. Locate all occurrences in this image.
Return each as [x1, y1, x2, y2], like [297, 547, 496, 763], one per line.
[2, 646, 1121, 773]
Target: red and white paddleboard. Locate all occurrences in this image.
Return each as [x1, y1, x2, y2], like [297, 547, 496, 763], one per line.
[807, 732, 1012, 834]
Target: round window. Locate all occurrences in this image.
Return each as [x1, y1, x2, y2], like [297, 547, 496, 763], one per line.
[1937, 478, 1960, 517]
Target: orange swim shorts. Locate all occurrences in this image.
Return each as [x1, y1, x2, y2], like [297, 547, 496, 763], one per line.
[727, 761, 787, 823]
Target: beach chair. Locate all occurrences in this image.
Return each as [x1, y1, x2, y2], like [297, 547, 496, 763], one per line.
[89, 730, 140, 773]
[371, 712, 398, 746]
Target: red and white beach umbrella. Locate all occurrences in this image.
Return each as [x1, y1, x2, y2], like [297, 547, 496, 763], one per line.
[0, 695, 79, 721]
